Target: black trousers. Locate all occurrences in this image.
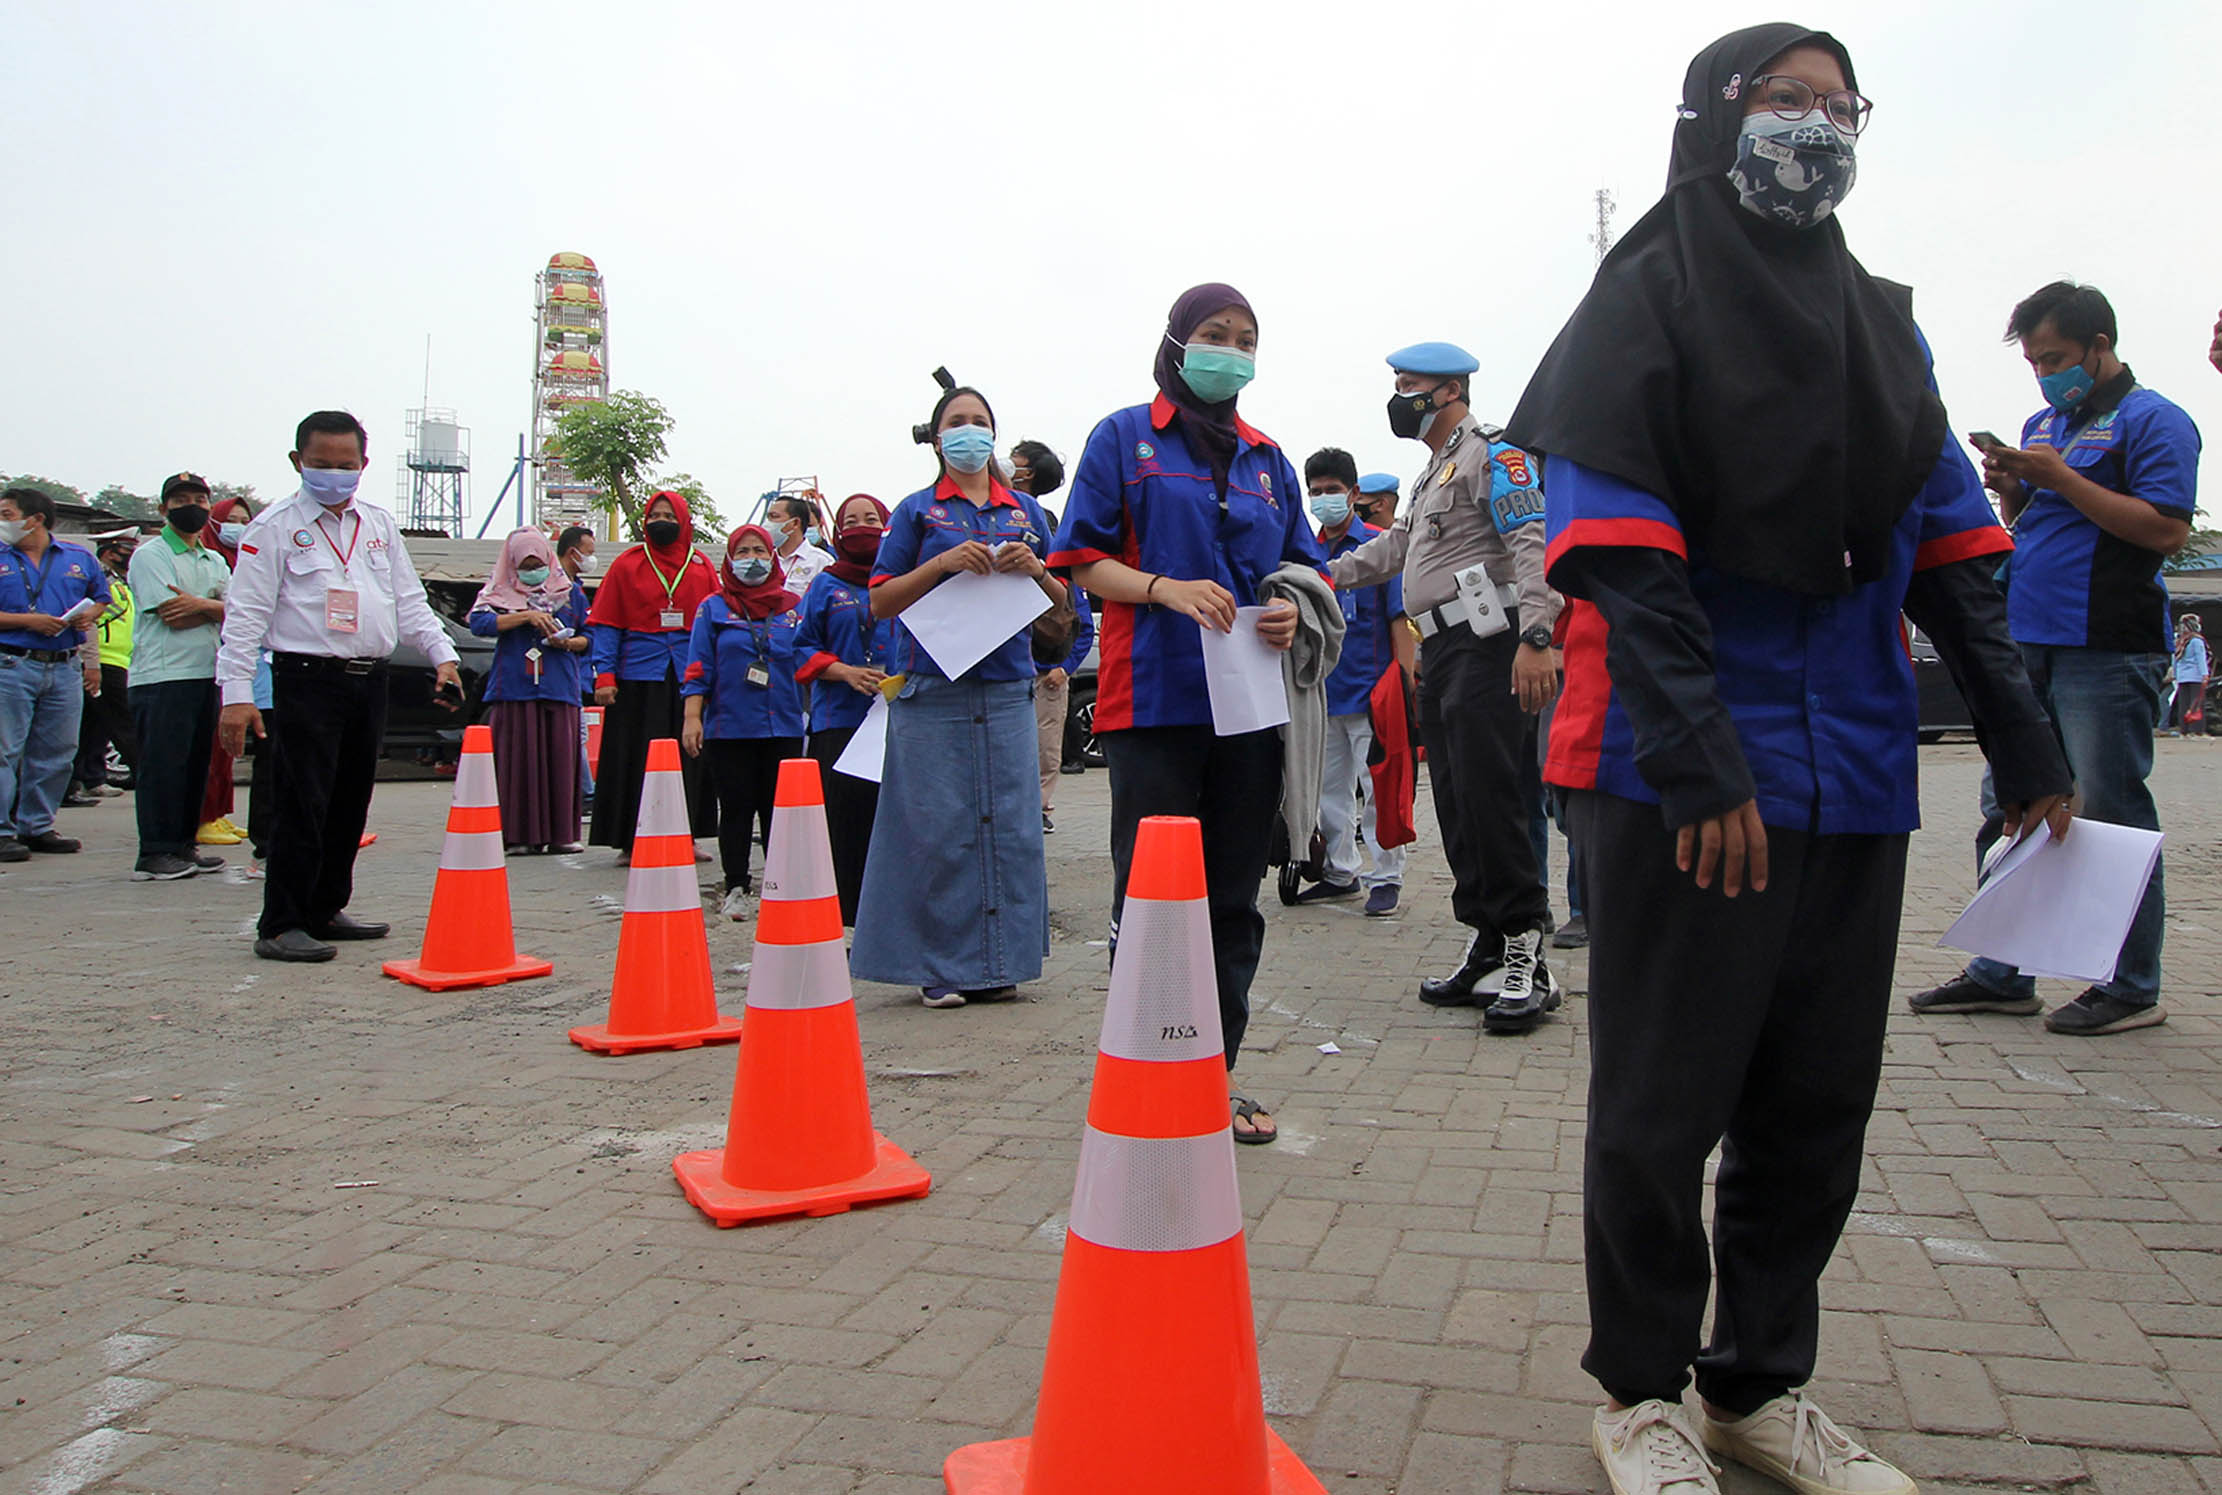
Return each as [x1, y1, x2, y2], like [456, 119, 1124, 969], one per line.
[1567, 789, 1906, 1415]
[128, 679, 217, 860]
[246, 722, 274, 859]
[1102, 724, 1282, 1069]
[808, 726, 879, 926]
[261, 663, 387, 939]
[1417, 620, 1549, 939]
[703, 736, 802, 890]
[77, 664, 136, 786]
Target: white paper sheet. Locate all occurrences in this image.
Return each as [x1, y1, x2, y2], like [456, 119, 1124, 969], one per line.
[1199, 606, 1290, 736]
[899, 568, 1052, 681]
[1940, 819, 2164, 984]
[832, 694, 889, 783]
[57, 597, 100, 626]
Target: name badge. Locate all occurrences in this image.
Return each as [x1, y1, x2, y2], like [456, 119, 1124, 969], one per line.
[659, 609, 684, 630]
[326, 587, 360, 634]
[745, 661, 771, 688]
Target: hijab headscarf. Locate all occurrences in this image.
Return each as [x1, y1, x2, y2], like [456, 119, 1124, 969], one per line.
[827, 494, 891, 586]
[1506, 24, 1946, 597]
[716, 524, 799, 619]
[585, 489, 718, 633]
[473, 526, 571, 614]
[1154, 282, 1255, 497]
[208, 496, 252, 568]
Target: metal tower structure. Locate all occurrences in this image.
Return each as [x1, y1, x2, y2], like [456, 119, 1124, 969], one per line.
[398, 407, 470, 535]
[1588, 187, 1618, 268]
[532, 251, 609, 533]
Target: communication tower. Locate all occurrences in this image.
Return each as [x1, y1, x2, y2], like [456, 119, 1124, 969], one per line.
[399, 408, 470, 535]
[533, 251, 609, 533]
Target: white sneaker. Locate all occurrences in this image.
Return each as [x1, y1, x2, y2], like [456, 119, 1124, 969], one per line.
[921, 987, 965, 1009]
[1593, 1401, 1720, 1495]
[719, 888, 750, 922]
[1702, 1394, 1915, 1494]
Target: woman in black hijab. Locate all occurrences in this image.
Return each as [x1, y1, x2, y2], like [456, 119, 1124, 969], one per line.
[1508, 25, 2071, 1495]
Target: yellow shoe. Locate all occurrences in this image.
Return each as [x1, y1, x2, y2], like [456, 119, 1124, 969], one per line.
[218, 817, 249, 839]
[196, 819, 246, 846]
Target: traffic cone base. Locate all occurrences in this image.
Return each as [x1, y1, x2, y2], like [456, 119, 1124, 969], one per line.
[671, 1132, 929, 1226]
[567, 1012, 745, 1055]
[384, 951, 554, 992]
[943, 1427, 1324, 1495]
[384, 723, 551, 991]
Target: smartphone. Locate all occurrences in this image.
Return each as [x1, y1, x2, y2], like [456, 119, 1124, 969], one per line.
[1967, 430, 2009, 455]
[434, 679, 465, 710]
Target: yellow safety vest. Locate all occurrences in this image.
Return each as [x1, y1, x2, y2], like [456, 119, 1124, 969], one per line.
[97, 578, 134, 669]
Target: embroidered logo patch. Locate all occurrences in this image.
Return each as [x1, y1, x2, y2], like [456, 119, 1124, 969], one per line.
[1136, 442, 1155, 462]
[1260, 472, 1272, 495]
[1722, 72, 1743, 101]
[292, 529, 315, 548]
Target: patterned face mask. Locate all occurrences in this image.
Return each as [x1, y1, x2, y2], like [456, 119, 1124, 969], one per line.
[1727, 110, 1857, 228]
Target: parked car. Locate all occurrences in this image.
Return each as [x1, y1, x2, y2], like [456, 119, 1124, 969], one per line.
[1062, 634, 1103, 769]
[384, 538, 508, 758]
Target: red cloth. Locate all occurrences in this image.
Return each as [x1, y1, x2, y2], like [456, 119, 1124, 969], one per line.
[585, 490, 718, 635]
[826, 493, 891, 586]
[208, 497, 251, 568]
[716, 524, 799, 619]
[1366, 662, 1417, 850]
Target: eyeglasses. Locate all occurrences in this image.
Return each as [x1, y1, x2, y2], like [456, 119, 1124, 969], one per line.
[1748, 74, 1872, 136]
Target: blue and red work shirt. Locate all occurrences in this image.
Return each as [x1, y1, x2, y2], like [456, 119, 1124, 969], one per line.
[1048, 396, 1327, 732]
[871, 475, 1056, 683]
[680, 597, 805, 739]
[1543, 439, 2013, 837]
[794, 570, 901, 736]
[0, 539, 110, 654]
[1322, 519, 1403, 718]
[469, 586, 590, 704]
[2003, 375, 2200, 654]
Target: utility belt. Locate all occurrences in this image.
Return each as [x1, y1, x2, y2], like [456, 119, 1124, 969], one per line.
[272, 652, 388, 678]
[1409, 570, 1519, 642]
[0, 643, 78, 663]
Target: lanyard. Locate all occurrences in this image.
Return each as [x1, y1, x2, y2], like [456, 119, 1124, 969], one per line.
[316, 512, 362, 576]
[642, 553, 687, 613]
[17, 547, 64, 612]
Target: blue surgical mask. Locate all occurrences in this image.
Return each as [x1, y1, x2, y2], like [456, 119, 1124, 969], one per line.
[939, 425, 997, 474]
[1727, 110, 1857, 229]
[299, 467, 362, 507]
[804, 526, 823, 548]
[217, 521, 247, 547]
[1308, 490, 1352, 526]
[731, 555, 773, 585]
[2039, 355, 2098, 413]
[1177, 341, 1256, 404]
[516, 565, 550, 589]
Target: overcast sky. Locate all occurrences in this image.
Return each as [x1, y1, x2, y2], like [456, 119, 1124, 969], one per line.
[9, 0, 2217, 534]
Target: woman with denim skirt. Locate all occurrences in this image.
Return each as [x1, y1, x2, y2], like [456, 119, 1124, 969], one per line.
[850, 383, 1065, 1008]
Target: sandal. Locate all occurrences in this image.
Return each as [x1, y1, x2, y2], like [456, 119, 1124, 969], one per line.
[1231, 1096, 1278, 1146]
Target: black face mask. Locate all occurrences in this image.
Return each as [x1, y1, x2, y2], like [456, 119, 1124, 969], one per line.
[644, 520, 681, 546]
[1387, 382, 1452, 441]
[168, 504, 210, 534]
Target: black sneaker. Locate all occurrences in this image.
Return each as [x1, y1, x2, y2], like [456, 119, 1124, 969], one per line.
[1420, 932, 1505, 1006]
[1483, 929, 1564, 1034]
[2044, 990, 2168, 1036]
[1907, 972, 2041, 1016]
[21, 831, 80, 854]
[61, 786, 98, 808]
[191, 851, 225, 870]
[1291, 878, 1360, 905]
[132, 854, 200, 882]
[1043, 811, 1055, 834]
[1550, 914, 1588, 949]
[0, 837, 26, 864]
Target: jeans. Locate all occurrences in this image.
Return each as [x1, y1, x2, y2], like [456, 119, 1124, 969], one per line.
[129, 679, 219, 860]
[0, 652, 86, 840]
[1967, 645, 2165, 1006]
[1319, 711, 1406, 889]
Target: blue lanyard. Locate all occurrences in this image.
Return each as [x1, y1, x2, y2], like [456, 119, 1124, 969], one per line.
[12, 546, 65, 613]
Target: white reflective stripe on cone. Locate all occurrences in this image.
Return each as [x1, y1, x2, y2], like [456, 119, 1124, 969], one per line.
[624, 861, 701, 914]
[760, 805, 837, 904]
[636, 765, 691, 838]
[1068, 1126, 1243, 1254]
[452, 751, 498, 810]
[743, 939, 852, 1011]
[438, 829, 506, 872]
[1096, 896, 1223, 1065]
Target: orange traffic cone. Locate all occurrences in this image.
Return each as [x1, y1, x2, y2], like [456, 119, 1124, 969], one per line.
[672, 757, 930, 1225]
[382, 724, 553, 991]
[568, 738, 743, 1055]
[944, 816, 1324, 1494]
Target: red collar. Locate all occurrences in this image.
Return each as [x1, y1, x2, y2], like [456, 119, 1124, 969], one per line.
[1147, 393, 1275, 451]
[933, 472, 1021, 509]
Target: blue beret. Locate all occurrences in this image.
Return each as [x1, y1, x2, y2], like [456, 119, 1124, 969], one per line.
[1385, 341, 1479, 377]
[1357, 473, 1399, 495]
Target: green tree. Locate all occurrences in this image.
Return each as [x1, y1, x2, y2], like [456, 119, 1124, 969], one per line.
[647, 472, 727, 536]
[210, 481, 258, 509]
[2166, 527, 2222, 573]
[551, 391, 674, 533]
[0, 474, 88, 508]
[95, 485, 158, 522]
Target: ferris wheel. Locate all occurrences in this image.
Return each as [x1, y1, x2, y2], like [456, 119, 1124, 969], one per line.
[532, 251, 609, 533]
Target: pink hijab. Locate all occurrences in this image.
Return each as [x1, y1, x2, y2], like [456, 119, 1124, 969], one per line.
[473, 527, 572, 613]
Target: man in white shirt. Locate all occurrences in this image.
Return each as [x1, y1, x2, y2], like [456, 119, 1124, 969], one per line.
[768, 493, 829, 592]
[216, 411, 461, 962]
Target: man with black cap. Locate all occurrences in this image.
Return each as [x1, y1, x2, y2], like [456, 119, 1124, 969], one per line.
[125, 473, 233, 880]
[1328, 342, 1563, 1032]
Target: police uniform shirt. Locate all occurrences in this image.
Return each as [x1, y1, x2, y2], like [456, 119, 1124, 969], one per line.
[215, 490, 458, 707]
[1327, 413, 1560, 632]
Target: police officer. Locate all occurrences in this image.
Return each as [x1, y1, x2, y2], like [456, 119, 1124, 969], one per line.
[1354, 473, 1401, 530]
[1327, 343, 1563, 1032]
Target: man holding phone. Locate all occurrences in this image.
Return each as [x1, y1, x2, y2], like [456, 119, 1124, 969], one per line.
[216, 411, 462, 962]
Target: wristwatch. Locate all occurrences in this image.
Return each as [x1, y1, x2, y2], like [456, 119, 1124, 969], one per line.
[1520, 625, 1553, 650]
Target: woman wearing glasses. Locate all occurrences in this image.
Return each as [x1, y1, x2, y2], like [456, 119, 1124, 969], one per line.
[1510, 26, 2069, 1495]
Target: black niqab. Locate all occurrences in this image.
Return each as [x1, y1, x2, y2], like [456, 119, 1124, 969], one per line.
[1153, 282, 1254, 498]
[1506, 23, 1946, 597]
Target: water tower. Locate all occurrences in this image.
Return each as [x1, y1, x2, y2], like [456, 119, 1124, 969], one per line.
[532, 251, 610, 533]
[400, 408, 470, 535]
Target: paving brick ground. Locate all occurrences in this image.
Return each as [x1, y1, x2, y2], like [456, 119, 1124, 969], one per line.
[1, 742, 2216, 1493]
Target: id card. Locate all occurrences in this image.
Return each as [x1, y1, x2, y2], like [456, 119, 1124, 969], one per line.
[746, 661, 771, 688]
[659, 609, 683, 630]
[325, 587, 360, 634]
